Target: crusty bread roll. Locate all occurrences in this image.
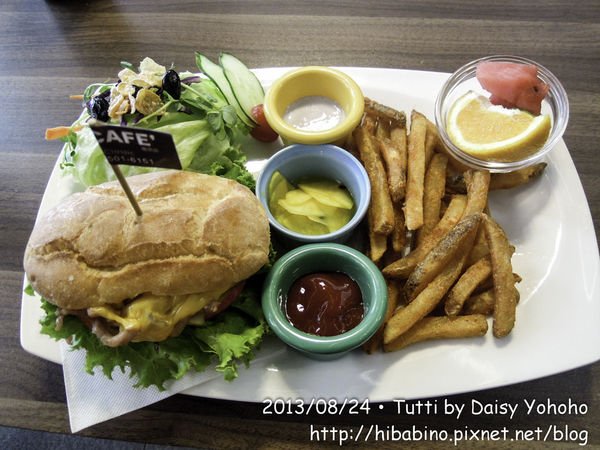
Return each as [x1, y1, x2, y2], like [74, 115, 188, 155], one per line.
[24, 170, 270, 310]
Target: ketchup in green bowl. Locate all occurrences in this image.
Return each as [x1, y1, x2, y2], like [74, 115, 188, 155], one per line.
[285, 272, 364, 336]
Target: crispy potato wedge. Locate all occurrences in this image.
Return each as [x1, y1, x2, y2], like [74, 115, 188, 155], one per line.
[474, 270, 520, 295]
[462, 289, 496, 316]
[354, 120, 395, 235]
[390, 124, 408, 201]
[466, 227, 490, 266]
[384, 251, 468, 344]
[463, 170, 491, 218]
[384, 314, 488, 352]
[376, 120, 407, 204]
[405, 111, 427, 230]
[463, 285, 521, 316]
[364, 97, 407, 127]
[490, 163, 547, 190]
[404, 212, 482, 302]
[445, 256, 492, 316]
[483, 214, 518, 338]
[446, 163, 547, 194]
[368, 206, 388, 263]
[383, 195, 467, 279]
[418, 152, 448, 246]
[390, 204, 408, 253]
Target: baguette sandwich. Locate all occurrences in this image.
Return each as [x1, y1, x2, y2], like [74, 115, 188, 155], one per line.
[24, 170, 271, 387]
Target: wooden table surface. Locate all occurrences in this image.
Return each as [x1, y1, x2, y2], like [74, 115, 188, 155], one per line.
[1, 1, 599, 448]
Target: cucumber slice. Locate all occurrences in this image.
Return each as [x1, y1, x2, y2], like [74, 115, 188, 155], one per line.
[220, 53, 265, 123]
[195, 52, 255, 127]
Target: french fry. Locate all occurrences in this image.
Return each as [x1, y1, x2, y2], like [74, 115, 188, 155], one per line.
[462, 289, 496, 316]
[404, 111, 427, 230]
[463, 285, 521, 316]
[444, 256, 492, 316]
[364, 281, 400, 353]
[374, 118, 390, 136]
[364, 97, 407, 126]
[418, 152, 448, 246]
[354, 120, 395, 235]
[376, 120, 407, 204]
[384, 251, 468, 344]
[403, 213, 482, 302]
[446, 163, 546, 194]
[463, 170, 491, 217]
[475, 270, 520, 295]
[390, 123, 408, 201]
[390, 204, 407, 253]
[467, 227, 490, 266]
[422, 113, 439, 140]
[482, 214, 518, 338]
[384, 314, 488, 352]
[490, 163, 547, 190]
[383, 195, 467, 279]
[413, 111, 439, 166]
[368, 207, 388, 263]
[386, 282, 401, 316]
[424, 125, 438, 168]
[375, 117, 390, 139]
[362, 112, 376, 133]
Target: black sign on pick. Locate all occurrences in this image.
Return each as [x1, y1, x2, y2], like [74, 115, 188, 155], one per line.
[90, 123, 182, 217]
[91, 123, 182, 170]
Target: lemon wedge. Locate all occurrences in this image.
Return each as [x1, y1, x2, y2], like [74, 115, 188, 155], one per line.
[447, 91, 551, 162]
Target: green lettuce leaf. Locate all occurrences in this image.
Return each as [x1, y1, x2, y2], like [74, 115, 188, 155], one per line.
[38, 285, 268, 390]
[148, 115, 213, 169]
[192, 294, 266, 380]
[187, 133, 256, 191]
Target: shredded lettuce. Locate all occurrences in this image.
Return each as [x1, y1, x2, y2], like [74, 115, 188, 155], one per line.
[38, 283, 267, 390]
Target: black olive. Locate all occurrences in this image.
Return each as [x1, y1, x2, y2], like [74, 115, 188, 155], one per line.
[162, 69, 181, 99]
[88, 96, 109, 122]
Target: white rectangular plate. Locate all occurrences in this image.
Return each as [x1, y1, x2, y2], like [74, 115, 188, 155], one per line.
[21, 67, 600, 402]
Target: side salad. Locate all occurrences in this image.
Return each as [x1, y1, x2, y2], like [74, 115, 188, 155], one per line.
[50, 53, 277, 190]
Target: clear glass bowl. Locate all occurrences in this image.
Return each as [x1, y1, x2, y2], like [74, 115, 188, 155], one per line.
[434, 55, 569, 172]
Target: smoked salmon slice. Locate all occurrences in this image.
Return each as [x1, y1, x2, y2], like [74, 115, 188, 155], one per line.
[476, 61, 549, 115]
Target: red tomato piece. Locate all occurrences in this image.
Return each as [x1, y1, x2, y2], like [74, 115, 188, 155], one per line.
[250, 104, 279, 142]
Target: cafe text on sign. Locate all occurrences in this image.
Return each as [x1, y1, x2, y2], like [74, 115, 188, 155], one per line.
[91, 123, 182, 170]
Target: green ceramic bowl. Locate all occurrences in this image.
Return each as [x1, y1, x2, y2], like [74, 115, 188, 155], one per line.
[262, 243, 388, 360]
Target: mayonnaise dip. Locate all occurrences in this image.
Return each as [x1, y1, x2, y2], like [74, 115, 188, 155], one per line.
[283, 96, 345, 132]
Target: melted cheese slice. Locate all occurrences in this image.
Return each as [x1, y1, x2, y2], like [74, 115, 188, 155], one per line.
[88, 289, 225, 342]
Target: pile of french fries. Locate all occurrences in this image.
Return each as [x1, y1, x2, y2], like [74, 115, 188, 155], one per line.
[348, 98, 546, 354]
